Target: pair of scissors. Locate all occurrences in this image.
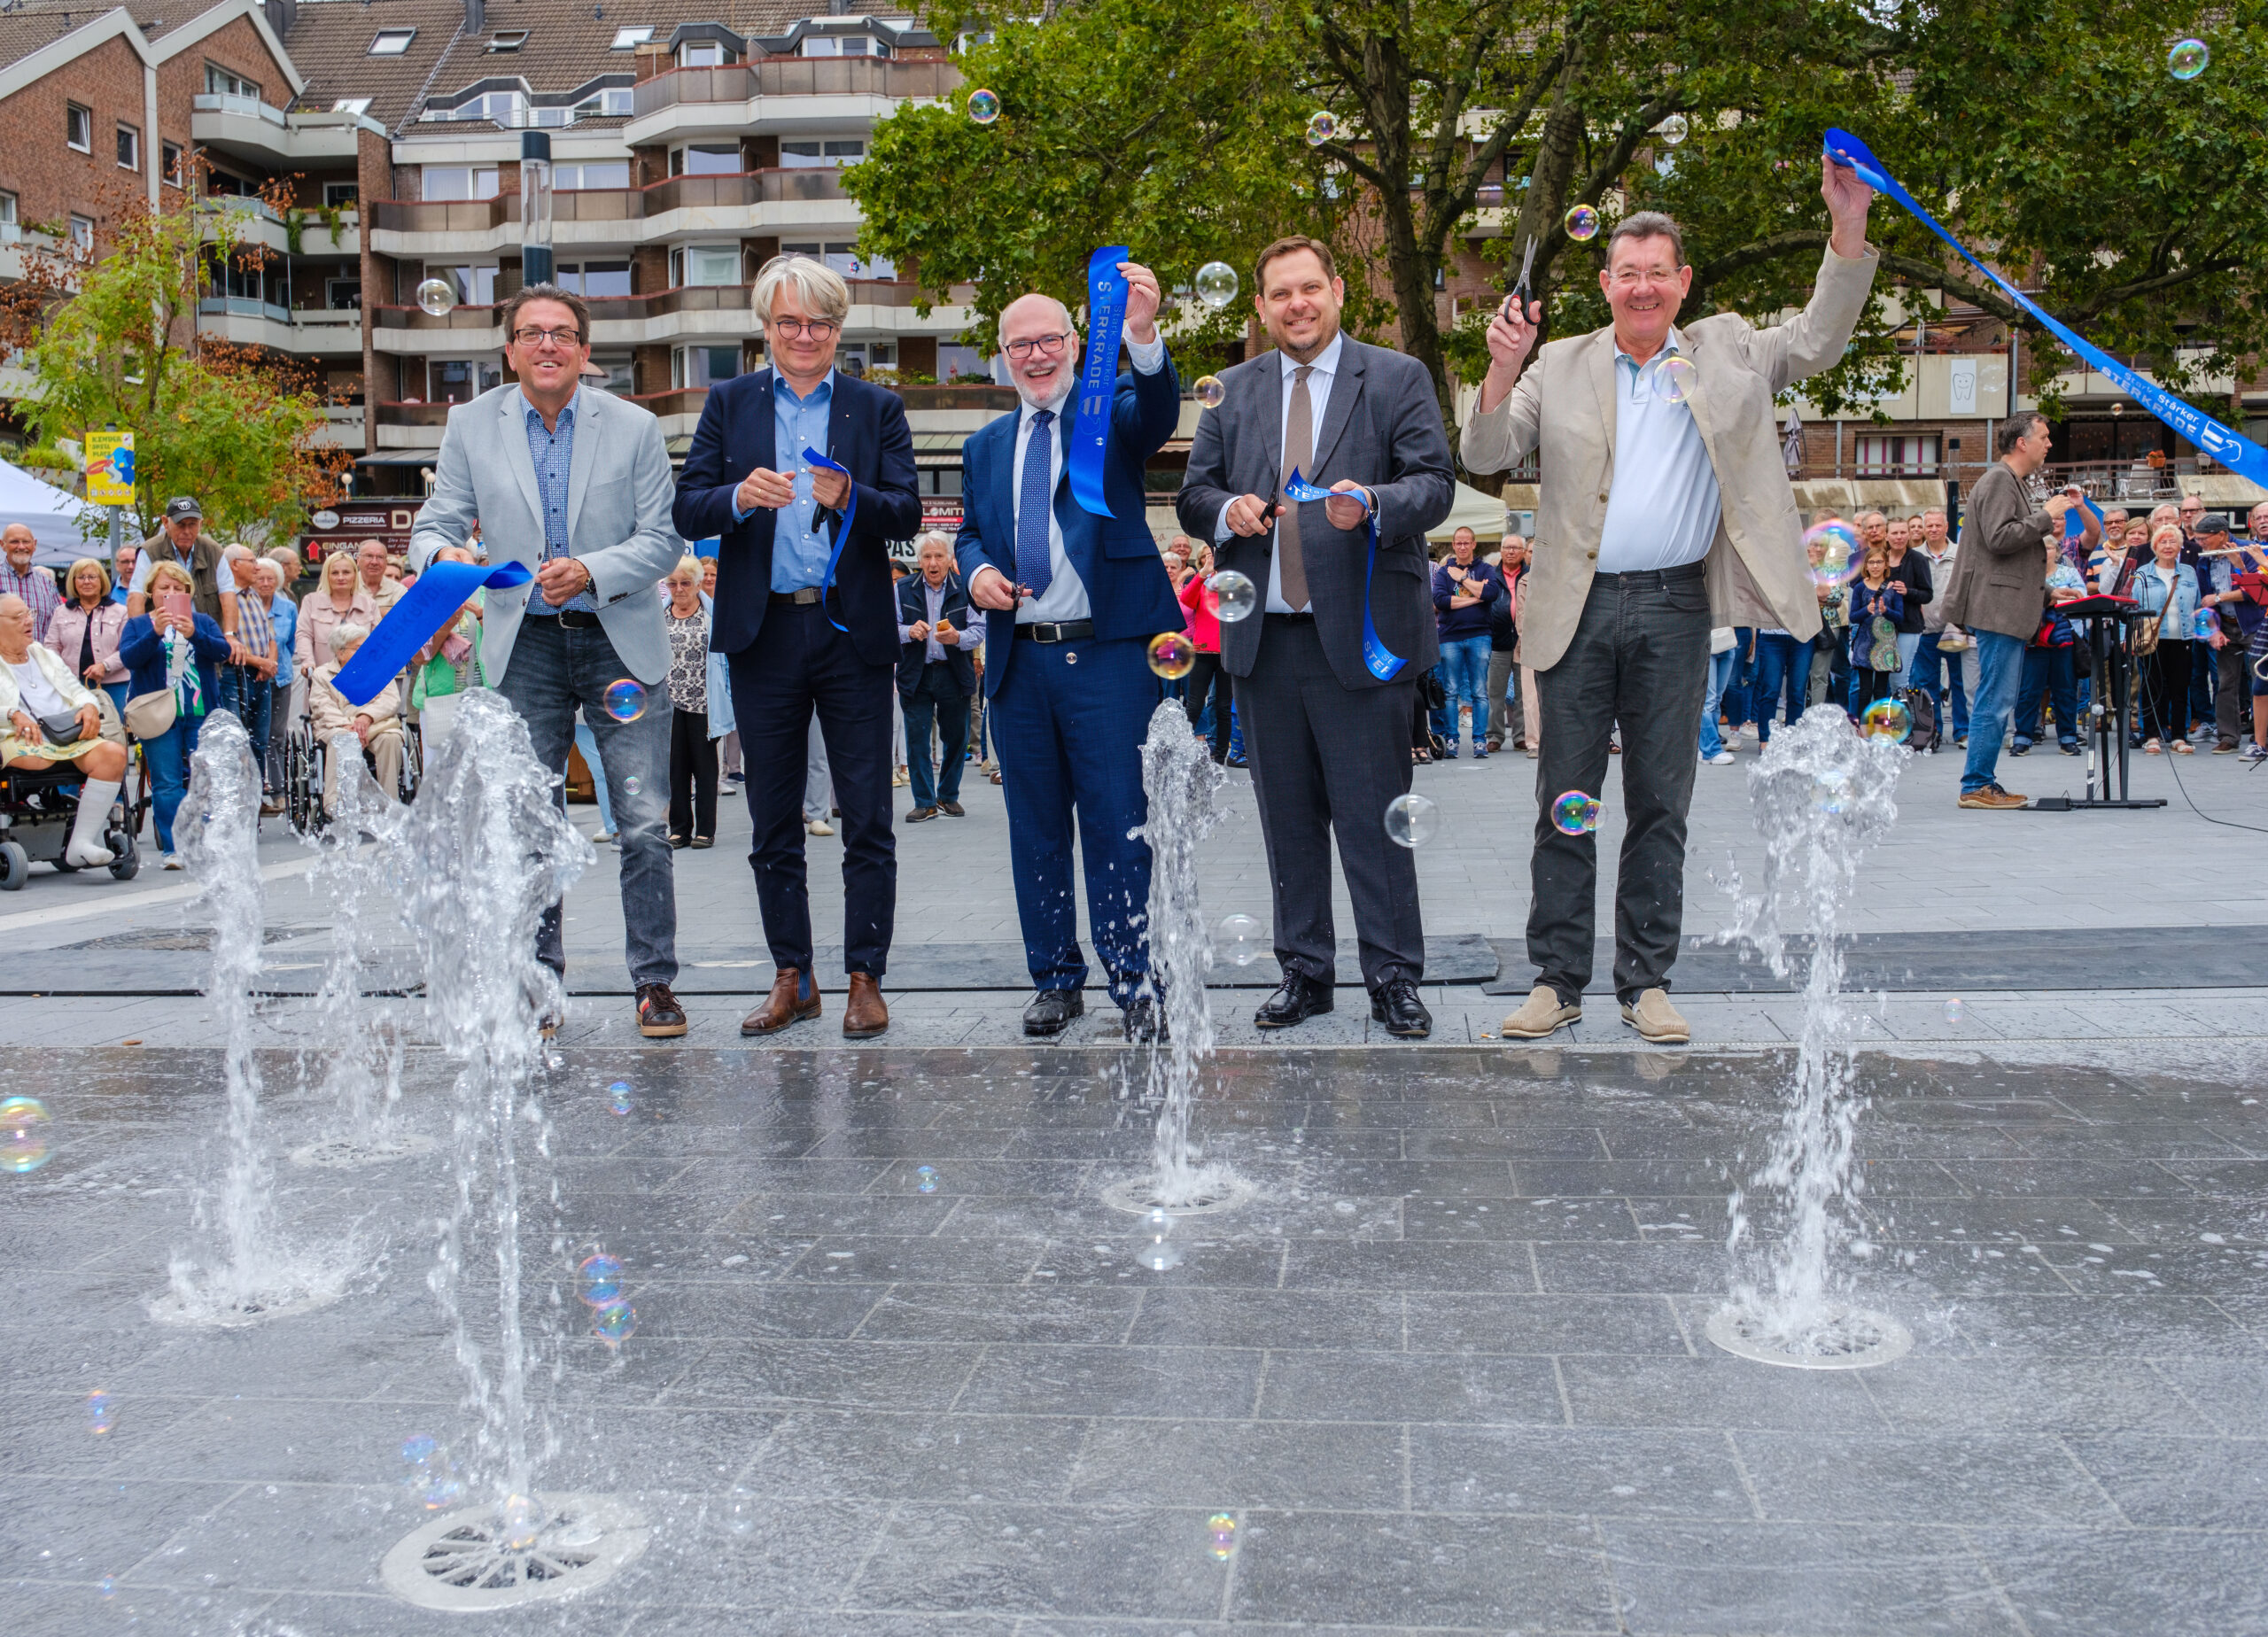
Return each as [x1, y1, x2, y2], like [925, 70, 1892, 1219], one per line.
[1500, 235, 1536, 322]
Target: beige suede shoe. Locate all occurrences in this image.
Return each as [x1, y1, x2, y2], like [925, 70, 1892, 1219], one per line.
[1619, 988, 1690, 1044]
[1500, 984, 1581, 1039]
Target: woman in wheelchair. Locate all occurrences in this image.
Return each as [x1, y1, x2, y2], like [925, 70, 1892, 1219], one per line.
[0, 593, 130, 867]
[308, 623, 404, 811]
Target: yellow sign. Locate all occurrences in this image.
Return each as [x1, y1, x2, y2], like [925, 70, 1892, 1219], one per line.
[85, 431, 136, 505]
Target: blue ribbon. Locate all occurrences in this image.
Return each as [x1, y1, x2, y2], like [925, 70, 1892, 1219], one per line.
[1283, 469, 1404, 682]
[804, 445, 858, 634]
[1824, 128, 2268, 489]
[332, 558, 531, 708]
[1069, 244, 1131, 518]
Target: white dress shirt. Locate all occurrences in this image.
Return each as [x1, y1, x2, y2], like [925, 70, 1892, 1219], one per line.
[1209, 331, 1347, 614]
[1596, 326, 1722, 574]
[1010, 331, 1168, 624]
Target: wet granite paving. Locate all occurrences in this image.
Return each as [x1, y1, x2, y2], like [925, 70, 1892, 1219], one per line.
[4, 1043, 2266, 1635]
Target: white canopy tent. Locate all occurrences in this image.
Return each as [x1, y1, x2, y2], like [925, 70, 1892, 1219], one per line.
[0, 458, 104, 569]
[1424, 480, 1514, 544]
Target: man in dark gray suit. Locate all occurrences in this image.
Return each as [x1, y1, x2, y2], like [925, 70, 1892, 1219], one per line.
[1177, 237, 1455, 1037]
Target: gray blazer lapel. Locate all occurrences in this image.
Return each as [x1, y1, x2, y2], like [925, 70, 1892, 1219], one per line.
[1308, 339, 1366, 477]
[1254, 353, 1284, 494]
[565, 387, 600, 540]
[498, 392, 544, 539]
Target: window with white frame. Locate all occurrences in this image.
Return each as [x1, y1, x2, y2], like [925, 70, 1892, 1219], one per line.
[323, 182, 359, 207]
[115, 124, 138, 169]
[672, 345, 740, 389]
[781, 240, 892, 280]
[0, 192, 17, 244]
[162, 143, 183, 187]
[572, 87, 635, 119]
[800, 34, 887, 57]
[429, 359, 501, 402]
[585, 351, 633, 393]
[554, 161, 631, 190]
[422, 167, 501, 201]
[670, 244, 741, 287]
[332, 97, 371, 115]
[670, 144, 740, 177]
[67, 215, 94, 255]
[556, 260, 632, 299]
[369, 28, 416, 56]
[780, 138, 866, 167]
[608, 25, 653, 49]
[205, 64, 261, 97]
[836, 341, 897, 379]
[677, 39, 724, 66]
[66, 104, 91, 151]
[1854, 433, 1939, 476]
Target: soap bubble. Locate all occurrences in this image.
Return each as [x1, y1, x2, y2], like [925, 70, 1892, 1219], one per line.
[1208, 569, 1256, 622]
[577, 1253, 624, 1306]
[2168, 38, 2209, 80]
[1943, 997, 1965, 1023]
[602, 678, 646, 722]
[608, 1079, 633, 1116]
[2194, 608, 2218, 641]
[727, 1485, 758, 1534]
[1564, 204, 1600, 242]
[1137, 1206, 1183, 1271]
[915, 1164, 938, 1193]
[98, 1579, 114, 1598]
[1652, 355, 1697, 406]
[1193, 261, 1239, 309]
[500, 1493, 543, 1551]
[1813, 767, 1850, 815]
[415, 276, 457, 317]
[592, 1299, 638, 1347]
[401, 1435, 463, 1509]
[1655, 113, 1689, 146]
[1805, 520, 1860, 587]
[1193, 375, 1224, 409]
[1305, 110, 1336, 146]
[1384, 792, 1438, 848]
[86, 1391, 113, 1435]
[1859, 698, 1913, 743]
[1206, 1513, 1239, 1559]
[0, 1096, 49, 1174]
[1148, 631, 1196, 679]
[966, 88, 1001, 124]
[1550, 791, 1602, 834]
[1216, 912, 1262, 966]
[620, 775, 641, 796]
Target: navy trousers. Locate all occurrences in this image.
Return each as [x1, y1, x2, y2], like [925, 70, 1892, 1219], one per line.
[989, 633, 1153, 1005]
[727, 601, 897, 977]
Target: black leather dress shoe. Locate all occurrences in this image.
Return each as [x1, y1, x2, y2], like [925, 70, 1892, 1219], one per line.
[1370, 977, 1432, 1039]
[1122, 997, 1167, 1043]
[1254, 973, 1333, 1029]
[1022, 988, 1084, 1036]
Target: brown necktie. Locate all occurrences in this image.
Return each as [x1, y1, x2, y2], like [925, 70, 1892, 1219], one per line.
[1278, 364, 1315, 610]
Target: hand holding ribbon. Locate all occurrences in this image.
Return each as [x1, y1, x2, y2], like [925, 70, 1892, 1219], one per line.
[1068, 244, 1132, 519]
[804, 445, 858, 634]
[331, 558, 532, 708]
[1283, 469, 1404, 682]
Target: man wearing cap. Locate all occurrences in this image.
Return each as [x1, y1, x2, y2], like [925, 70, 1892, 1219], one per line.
[2195, 513, 2258, 754]
[128, 498, 230, 630]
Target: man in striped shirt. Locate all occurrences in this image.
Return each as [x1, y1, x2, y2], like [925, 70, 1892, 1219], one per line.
[0, 524, 60, 641]
[219, 544, 281, 811]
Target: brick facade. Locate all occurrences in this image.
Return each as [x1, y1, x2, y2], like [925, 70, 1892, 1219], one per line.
[0, 34, 149, 241]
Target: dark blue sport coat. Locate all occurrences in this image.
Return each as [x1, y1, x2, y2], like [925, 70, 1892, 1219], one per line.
[673, 368, 923, 670]
[953, 356, 1183, 696]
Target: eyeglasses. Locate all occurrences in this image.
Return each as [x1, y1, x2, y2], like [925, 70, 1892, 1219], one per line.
[1606, 268, 1679, 289]
[1003, 332, 1073, 361]
[769, 317, 840, 340]
[512, 326, 583, 347]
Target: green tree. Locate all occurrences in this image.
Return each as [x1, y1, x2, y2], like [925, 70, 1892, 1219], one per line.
[3, 175, 347, 542]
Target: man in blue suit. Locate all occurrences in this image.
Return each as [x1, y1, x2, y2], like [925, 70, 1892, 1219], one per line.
[957, 261, 1181, 1039]
[674, 255, 921, 1039]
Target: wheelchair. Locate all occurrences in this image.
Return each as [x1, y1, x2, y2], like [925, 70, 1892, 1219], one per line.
[283, 713, 422, 834]
[0, 755, 148, 888]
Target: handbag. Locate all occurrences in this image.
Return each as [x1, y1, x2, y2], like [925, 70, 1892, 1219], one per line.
[1419, 668, 1447, 710]
[123, 688, 177, 739]
[36, 709, 86, 745]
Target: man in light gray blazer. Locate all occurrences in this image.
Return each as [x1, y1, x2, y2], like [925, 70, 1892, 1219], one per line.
[1463, 166, 1877, 1045]
[1177, 236, 1455, 1039]
[408, 283, 689, 1037]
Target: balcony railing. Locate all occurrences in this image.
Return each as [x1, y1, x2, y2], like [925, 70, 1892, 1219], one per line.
[199, 296, 291, 323]
[193, 91, 288, 128]
[370, 167, 851, 236]
[375, 402, 456, 427]
[631, 57, 962, 119]
[371, 277, 926, 330]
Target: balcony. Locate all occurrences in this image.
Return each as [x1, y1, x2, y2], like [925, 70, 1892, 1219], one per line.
[625, 58, 963, 142]
[196, 299, 366, 354]
[367, 168, 858, 255]
[370, 278, 966, 353]
[200, 199, 361, 260]
[191, 96, 379, 167]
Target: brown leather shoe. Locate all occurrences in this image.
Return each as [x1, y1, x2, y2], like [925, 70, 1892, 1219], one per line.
[742, 967, 820, 1036]
[843, 972, 889, 1038]
[636, 981, 688, 1038]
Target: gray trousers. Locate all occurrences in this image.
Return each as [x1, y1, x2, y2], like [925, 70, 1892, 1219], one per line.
[1486, 649, 1516, 747]
[1529, 566, 1711, 1005]
[2214, 628, 2247, 744]
[1239, 615, 1425, 988]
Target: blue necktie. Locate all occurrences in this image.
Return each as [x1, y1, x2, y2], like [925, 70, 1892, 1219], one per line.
[1016, 408, 1055, 600]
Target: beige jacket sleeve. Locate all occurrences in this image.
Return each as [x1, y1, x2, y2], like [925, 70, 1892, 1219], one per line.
[1459, 366, 1544, 476]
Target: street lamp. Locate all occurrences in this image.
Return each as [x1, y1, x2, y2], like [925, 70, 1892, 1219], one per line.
[521, 130, 555, 289]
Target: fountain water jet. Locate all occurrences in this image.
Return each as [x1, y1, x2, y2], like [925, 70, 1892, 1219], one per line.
[1708, 710, 1914, 1368]
[154, 711, 355, 1327]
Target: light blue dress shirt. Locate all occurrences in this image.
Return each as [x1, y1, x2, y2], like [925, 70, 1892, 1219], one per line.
[1009, 331, 1168, 624]
[517, 385, 596, 614]
[769, 370, 836, 593]
[1596, 326, 1723, 574]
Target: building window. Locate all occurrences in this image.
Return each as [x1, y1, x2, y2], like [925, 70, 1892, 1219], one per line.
[434, 266, 500, 307]
[678, 39, 724, 66]
[205, 64, 261, 98]
[781, 240, 891, 280]
[837, 341, 897, 379]
[162, 142, 184, 187]
[429, 359, 501, 403]
[116, 124, 139, 170]
[323, 182, 359, 207]
[422, 167, 501, 202]
[572, 87, 635, 120]
[0, 192, 17, 244]
[936, 342, 990, 383]
[67, 215, 95, 255]
[554, 161, 630, 190]
[670, 144, 740, 177]
[66, 104, 91, 152]
[670, 244, 741, 288]
[369, 28, 417, 56]
[586, 351, 633, 393]
[1853, 433, 1939, 476]
[557, 260, 632, 299]
[608, 25, 653, 49]
[326, 276, 361, 310]
[486, 30, 529, 52]
[801, 35, 888, 58]
[780, 139, 865, 167]
[332, 97, 372, 115]
[672, 345, 740, 389]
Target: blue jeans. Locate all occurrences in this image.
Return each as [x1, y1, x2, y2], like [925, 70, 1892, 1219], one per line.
[1433, 634, 1491, 749]
[141, 713, 205, 853]
[1961, 630, 2027, 794]
[499, 615, 677, 987]
[1912, 632, 1969, 738]
[216, 668, 271, 789]
[2015, 646, 2079, 748]
[1891, 632, 1921, 691]
[1698, 648, 1735, 756]
[902, 663, 971, 810]
[1750, 633, 1811, 741]
[573, 718, 615, 833]
[1720, 630, 1757, 729]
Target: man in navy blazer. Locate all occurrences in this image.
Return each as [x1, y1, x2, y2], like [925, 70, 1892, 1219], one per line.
[957, 262, 1181, 1039]
[674, 255, 921, 1039]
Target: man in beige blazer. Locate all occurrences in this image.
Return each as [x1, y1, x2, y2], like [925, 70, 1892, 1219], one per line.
[1463, 164, 1878, 1043]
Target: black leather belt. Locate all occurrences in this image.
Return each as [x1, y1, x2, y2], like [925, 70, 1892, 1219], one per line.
[770, 587, 824, 607]
[1263, 610, 1315, 625]
[1591, 561, 1706, 588]
[540, 608, 602, 628]
[1015, 620, 1093, 643]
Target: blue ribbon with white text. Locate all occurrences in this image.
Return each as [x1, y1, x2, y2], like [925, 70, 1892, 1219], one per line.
[1824, 128, 2268, 490]
[804, 445, 858, 634]
[332, 558, 532, 708]
[1069, 244, 1131, 518]
[1283, 469, 1404, 682]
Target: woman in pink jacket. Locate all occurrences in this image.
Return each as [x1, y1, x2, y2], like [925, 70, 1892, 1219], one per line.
[45, 556, 130, 718]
